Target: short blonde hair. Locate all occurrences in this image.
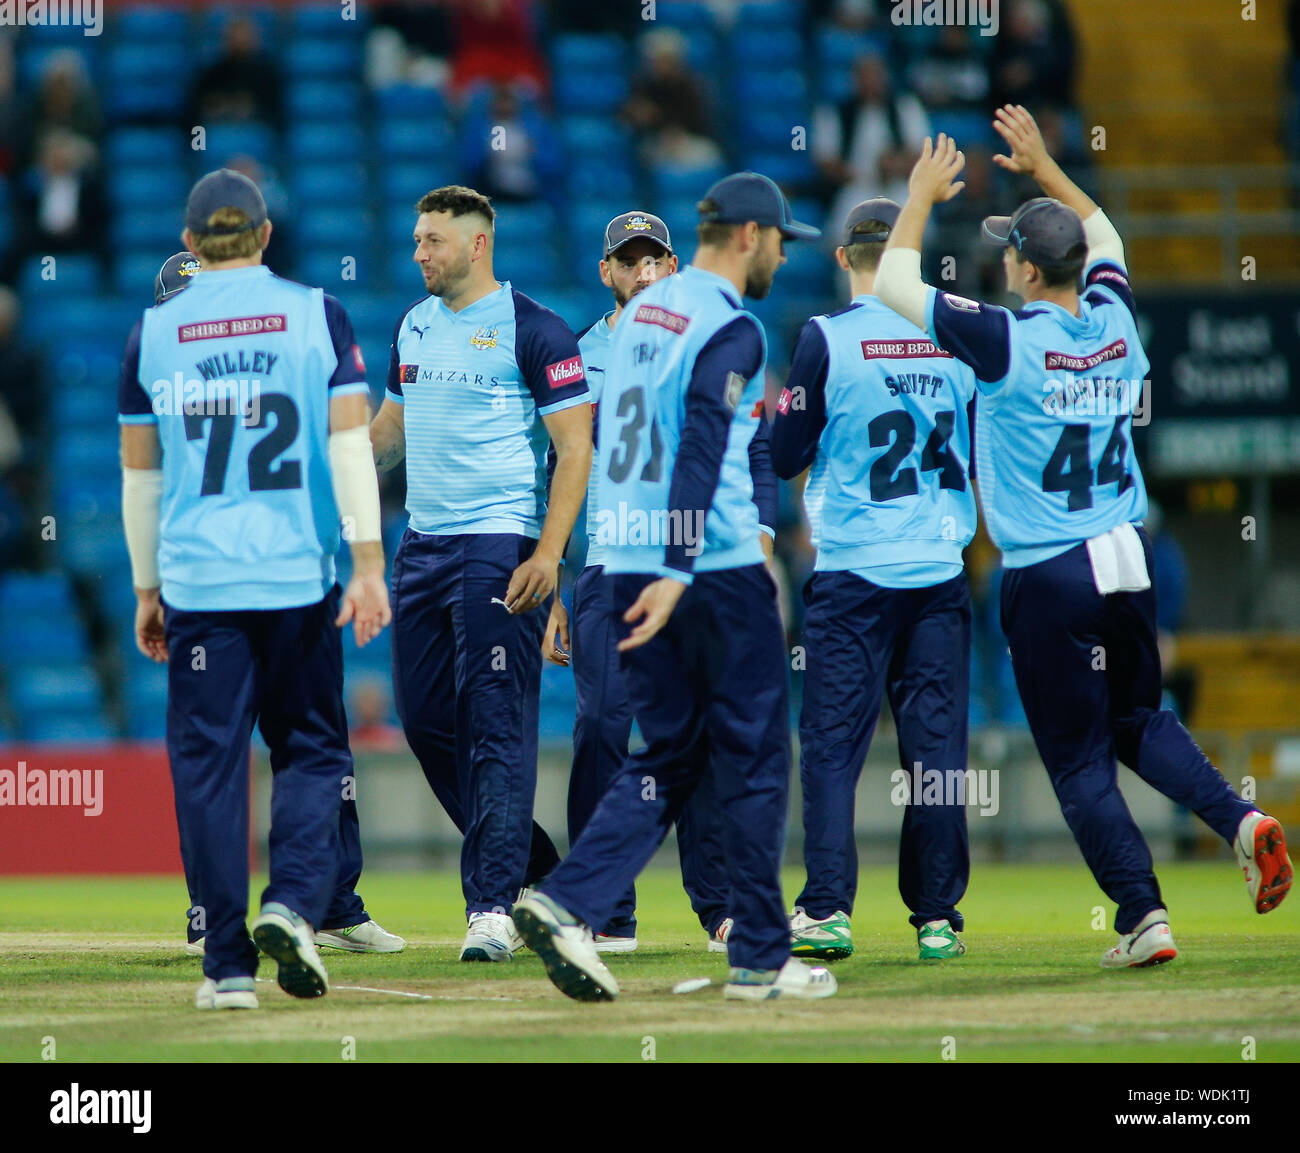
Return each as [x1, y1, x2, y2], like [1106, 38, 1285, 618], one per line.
[188, 206, 265, 262]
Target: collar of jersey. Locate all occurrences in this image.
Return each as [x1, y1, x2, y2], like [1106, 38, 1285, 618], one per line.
[434, 280, 510, 320]
[188, 265, 272, 284]
[1021, 299, 1086, 325]
[683, 265, 742, 307]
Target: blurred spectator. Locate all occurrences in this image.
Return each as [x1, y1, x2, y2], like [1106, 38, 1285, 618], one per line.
[0, 286, 46, 566]
[348, 674, 405, 750]
[16, 130, 107, 266]
[812, 54, 929, 227]
[20, 49, 101, 169]
[989, 0, 1076, 112]
[366, 1, 454, 89]
[909, 25, 990, 110]
[448, 0, 548, 99]
[185, 15, 284, 134]
[929, 146, 1000, 297]
[621, 28, 722, 170]
[459, 83, 563, 209]
[0, 38, 19, 176]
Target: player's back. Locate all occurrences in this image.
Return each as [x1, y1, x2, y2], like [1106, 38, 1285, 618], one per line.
[132, 266, 351, 611]
[800, 295, 977, 578]
[597, 266, 767, 576]
[960, 283, 1149, 566]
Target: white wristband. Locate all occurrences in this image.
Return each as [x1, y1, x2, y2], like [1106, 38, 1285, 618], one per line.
[122, 467, 163, 590]
[329, 424, 382, 544]
[875, 248, 929, 331]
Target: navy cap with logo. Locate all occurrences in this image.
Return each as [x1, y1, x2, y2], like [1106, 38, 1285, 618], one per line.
[840, 197, 901, 247]
[184, 168, 268, 235]
[981, 196, 1086, 270]
[154, 251, 201, 304]
[604, 211, 673, 257]
[699, 172, 821, 240]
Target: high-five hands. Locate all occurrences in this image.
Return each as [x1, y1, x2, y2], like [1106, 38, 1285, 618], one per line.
[991, 104, 1050, 178]
[907, 133, 966, 205]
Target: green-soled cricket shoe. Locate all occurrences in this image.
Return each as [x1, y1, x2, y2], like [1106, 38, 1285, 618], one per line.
[789, 907, 854, 961]
[917, 919, 966, 960]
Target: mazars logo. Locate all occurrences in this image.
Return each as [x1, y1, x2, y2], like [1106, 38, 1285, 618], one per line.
[546, 356, 585, 388]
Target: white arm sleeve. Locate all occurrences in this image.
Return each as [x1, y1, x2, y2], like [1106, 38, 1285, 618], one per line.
[329, 423, 383, 544]
[122, 467, 163, 590]
[1083, 208, 1126, 271]
[874, 248, 930, 332]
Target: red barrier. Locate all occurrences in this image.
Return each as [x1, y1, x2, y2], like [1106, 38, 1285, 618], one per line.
[0, 745, 186, 874]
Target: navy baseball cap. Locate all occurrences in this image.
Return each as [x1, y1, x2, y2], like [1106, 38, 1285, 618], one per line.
[184, 168, 268, 235]
[155, 251, 201, 303]
[699, 172, 820, 240]
[981, 197, 1086, 269]
[841, 197, 901, 246]
[604, 211, 673, 257]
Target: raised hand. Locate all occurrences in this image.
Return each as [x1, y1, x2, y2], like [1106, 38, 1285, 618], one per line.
[992, 104, 1051, 178]
[907, 133, 967, 205]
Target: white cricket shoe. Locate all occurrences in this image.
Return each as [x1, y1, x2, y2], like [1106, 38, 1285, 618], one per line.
[316, 920, 406, 953]
[186, 938, 205, 956]
[251, 902, 329, 998]
[1100, 908, 1178, 969]
[707, 917, 733, 954]
[1234, 810, 1293, 914]
[460, 911, 522, 962]
[512, 892, 619, 1002]
[723, 957, 838, 1001]
[195, 976, 258, 1010]
[593, 933, 639, 954]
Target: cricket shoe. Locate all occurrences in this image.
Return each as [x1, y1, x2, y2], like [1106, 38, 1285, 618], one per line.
[512, 892, 619, 1002]
[251, 902, 329, 998]
[316, 919, 406, 953]
[1234, 810, 1293, 914]
[918, 919, 966, 960]
[186, 938, 205, 956]
[789, 907, 853, 961]
[195, 976, 258, 1011]
[593, 934, 639, 954]
[1100, 908, 1178, 969]
[707, 917, 734, 954]
[460, 911, 522, 962]
[723, 957, 838, 1001]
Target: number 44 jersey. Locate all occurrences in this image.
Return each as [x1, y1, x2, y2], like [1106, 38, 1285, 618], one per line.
[119, 265, 371, 611]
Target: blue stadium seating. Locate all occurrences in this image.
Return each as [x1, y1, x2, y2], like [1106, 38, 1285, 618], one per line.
[568, 156, 637, 202]
[559, 117, 633, 159]
[554, 71, 627, 115]
[18, 255, 99, 297]
[114, 252, 173, 298]
[739, 148, 817, 188]
[928, 109, 997, 149]
[105, 129, 184, 168]
[54, 386, 118, 431]
[23, 715, 115, 743]
[115, 6, 191, 44]
[736, 0, 802, 26]
[733, 69, 807, 108]
[10, 667, 101, 717]
[198, 7, 278, 46]
[61, 517, 129, 576]
[290, 4, 366, 35]
[375, 117, 455, 161]
[0, 572, 77, 616]
[374, 85, 448, 121]
[814, 29, 890, 71]
[382, 162, 458, 210]
[286, 81, 364, 122]
[650, 163, 726, 200]
[730, 27, 804, 69]
[552, 34, 625, 76]
[656, 0, 718, 30]
[494, 202, 558, 247]
[201, 123, 277, 165]
[288, 122, 365, 164]
[108, 167, 188, 211]
[291, 162, 369, 208]
[105, 44, 185, 120]
[284, 38, 361, 80]
[0, 618, 89, 665]
[122, 665, 168, 741]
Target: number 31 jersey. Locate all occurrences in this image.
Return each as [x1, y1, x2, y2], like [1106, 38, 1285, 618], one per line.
[119, 265, 371, 611]
[925, 262, 1150, 568]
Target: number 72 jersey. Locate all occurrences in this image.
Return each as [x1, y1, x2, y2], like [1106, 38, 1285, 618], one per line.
[119, 265, 370, 611]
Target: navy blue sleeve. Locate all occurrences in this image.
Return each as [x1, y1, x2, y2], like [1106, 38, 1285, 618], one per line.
[323, 295, 367, 391]
[748, 410, 778, 532]
[513, 290, 590, 414]
[117, 320, 154, 420]
[664, 316, 765, 577]
[930, 291, 1013, 385]
[1083, 260, 1137, 320]
[770, 319, 829, 479]
[386, 298, 424, 400]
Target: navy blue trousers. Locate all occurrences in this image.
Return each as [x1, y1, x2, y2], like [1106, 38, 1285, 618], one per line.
[567, 563, 730, 937]
[166, 589, 352, 982]
[391, 530, 559, 915]
[1001, 529, 1254, 933]
[183, 801, 367, 944]
[796, 571, 971, 929]
[544, 565, 792, 972]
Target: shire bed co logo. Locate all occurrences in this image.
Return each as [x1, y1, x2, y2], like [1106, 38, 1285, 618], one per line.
[0, 761, 103, 816]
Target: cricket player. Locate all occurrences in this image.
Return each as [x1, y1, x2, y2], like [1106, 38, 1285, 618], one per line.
[771, 197, 977, 963]
[542, 211, 746, 954]
[119, 170, 392, 1010]
[874, 108, 1292, 967]
[369, 186, 592, 962]
[513, 173, 837, 1002]
[151, 252, 405, 960]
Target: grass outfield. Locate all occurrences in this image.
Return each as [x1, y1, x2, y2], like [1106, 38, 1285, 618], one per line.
[0, 863, 1297, 1063]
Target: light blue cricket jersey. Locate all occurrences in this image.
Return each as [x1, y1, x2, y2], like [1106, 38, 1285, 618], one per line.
[779, 294, 977, 588]
[597, 266, 767, 581]
[386, 282, 590, 538]
[576, 310, 615, 569]
[926, 260, 1149, 567]
[118, 265, 370, 611]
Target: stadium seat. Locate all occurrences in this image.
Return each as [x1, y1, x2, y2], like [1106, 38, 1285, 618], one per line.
[739, 149, 817, 189]
[493, 202, 558, 247]
[650, 164, 726, 200]
[55, 386, 120, 431]
[0, 617, 89, 665]
[108, 167, 189, 211]
[198, 7, 277, 46]
[568, 155, 637, 201]
[928, 109, 996, 149]
[61, 516, 130, 575]
[495, 246, 560, 292]
[383, 162, 458, 211]
[559, 117, 632, 159]
[374, 85, 447, 121]
[552, 34, 624, 76]
[296, 251, 377, 291]
[554, 71, 627, 115]
[0, 572, 77, 616]
[105, 44, 185, 120]
[733, 69, 807, 108]
[105, 129, 184, 168]
[115, 6, 191, 44]
[736, 0, 802, 26]
[777, 243, 832, 295]
[284, 38, 361, 80]
[375, 117, 455, 161]
[730, 27, 803, 69]
[286, 81, 365, 122]
[18, 254, 99, 296]
[298, 205, 372, 240]
[290, 3, 366, 35]
[22, 714, 116, 743]
[10, 667, 102, 717]
[656, 0, 718, 30]
[289, 162, 369, 209]
[288, 122, 365, 164]
[814, 29, 890, 71]
[201, 123, 277, 165]
[114, 252, 174, 298]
